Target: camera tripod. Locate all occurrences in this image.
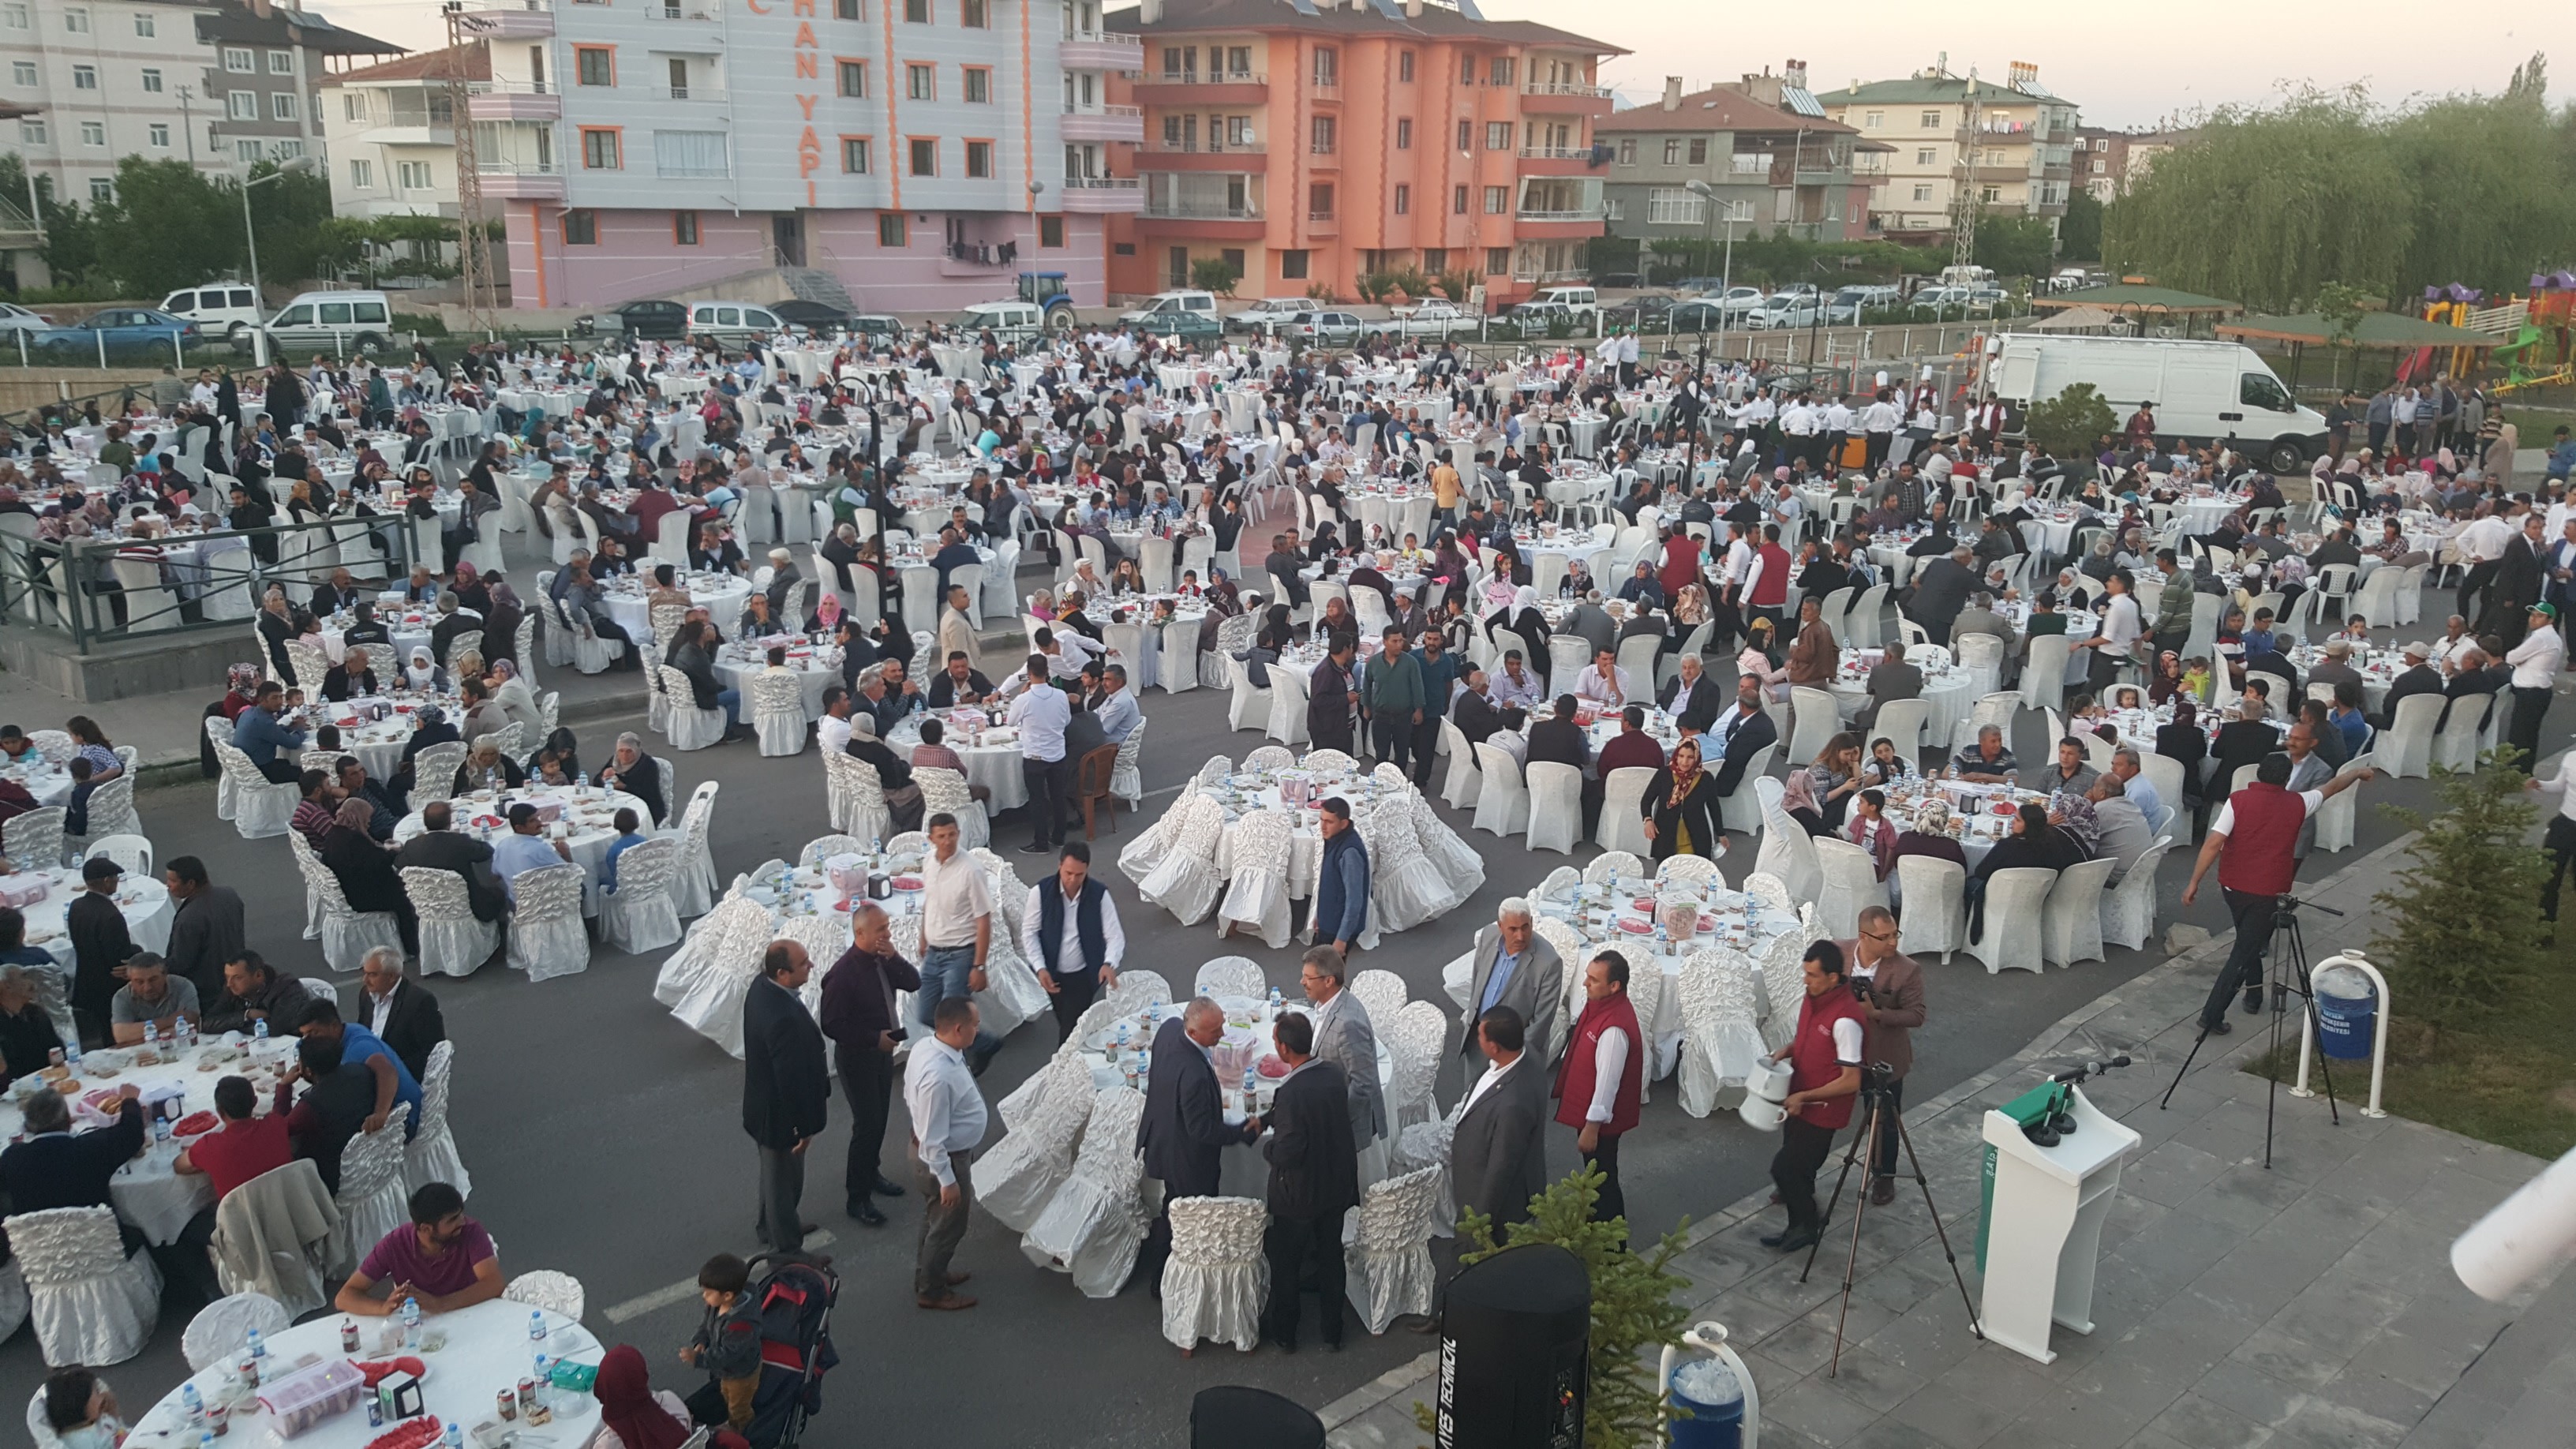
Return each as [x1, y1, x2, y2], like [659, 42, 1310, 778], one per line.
[1796, 1066, 1983, 1377]
[2158, 893, 2344, 1168]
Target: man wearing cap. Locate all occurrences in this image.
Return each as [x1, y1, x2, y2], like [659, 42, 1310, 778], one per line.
[489, 803, 574, 901]
[2373, 641, 2444, 729]
[2306, 639, 2364, 694]
[66, 857, 135, 1042]
[2504, 603, 2567, 773]
[763, 549, 802, 619]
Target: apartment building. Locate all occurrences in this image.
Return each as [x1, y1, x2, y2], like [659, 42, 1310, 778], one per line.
[1820, 61, 2078, 242]
[1, 0, 395, 205]
[1102, 0, 1622, 305]
[320, 42, 485, 220]
[1597, 65, 1874, 253]
[466, 0, 1118, 313]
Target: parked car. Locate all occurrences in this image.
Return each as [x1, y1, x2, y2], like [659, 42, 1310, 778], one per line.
[1226, 297, 1316, 334]
[683, 300, 786, 341]
[1692, 285, 1767, 318]
[1664, 300, 1732, 331]
[0, 302, 52, 337]
[953, 300, 1048, 339]
[1133, 310, 1222, 343]
[157, 283, 264, 343]
[578, 299, 689, 339]
[845, 313, 904, 339]
[36, 307, 200, 360]
[1743, 293, 1822, 330]
[1503, 301, 1575, 335]
[1281, 310, 1365, 346]
[1118, 290, 1221, 326]
[1373, 300, 1479, 338]
[770, 299, 850, 331]
[1826, 285, 1902, 324]
[261, 290, 395, 356]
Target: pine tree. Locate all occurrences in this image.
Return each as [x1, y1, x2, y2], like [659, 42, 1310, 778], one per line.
[2370, 749, 2548, 1034]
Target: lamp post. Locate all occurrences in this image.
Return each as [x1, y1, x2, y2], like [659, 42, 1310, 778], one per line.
[1684, 179, 1740, 360]
[238, 154, 316, 368]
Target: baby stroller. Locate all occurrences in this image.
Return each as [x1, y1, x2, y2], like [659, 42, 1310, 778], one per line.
[741, 1252, 841, 1449]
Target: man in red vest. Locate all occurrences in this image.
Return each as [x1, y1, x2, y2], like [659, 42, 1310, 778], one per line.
[1552, 951, 1645, 1226]
[1761, 940, 1866, 1253]
[1742, 522, 1795, 639]
[2182, 752, 2376, 1034]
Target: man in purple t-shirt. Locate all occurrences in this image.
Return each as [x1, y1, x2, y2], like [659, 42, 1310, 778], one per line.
[334, 1181, 504, 1316]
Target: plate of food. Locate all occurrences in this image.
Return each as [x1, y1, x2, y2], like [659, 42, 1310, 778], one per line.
[1616, 917, 1653, 934]
[172, 1110, 219, 1138]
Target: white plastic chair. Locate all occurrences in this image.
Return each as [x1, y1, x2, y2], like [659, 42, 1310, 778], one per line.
[1522, 761, 1583, 855]
[1965, 867, 2054, 975]
[1471, 742, 1530, 837]
[402, 867, 500, 979]
[507, 863, 592, 983]
[2041, 856, 2117, 966]
[659, 667, 728, 751]
[1160, 1196, 1269, 1355]
[1894, 855, 1968, 963]
[80, 833, 152, 879]
[182, 1291, 291, 1372]
[1344, 1166, 1440, 1335]
[7, 1207, 160, 1366]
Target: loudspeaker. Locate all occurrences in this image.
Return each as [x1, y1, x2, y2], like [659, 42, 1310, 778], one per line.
[1434, 1242, 1590, 1448]
[1189, 1385, 1324, 1449]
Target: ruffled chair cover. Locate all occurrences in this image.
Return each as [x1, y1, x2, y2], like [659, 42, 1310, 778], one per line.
[502, 1270, 586, 1321]
[77, 776, 140, 841]
[1302, 748, 1355, 773]
[1213, 808, 1295, 948]
[402, 867, 500, 979]
[1406, 793, 1485, 894]
[998, 1017, 1108, 1130]
[1392, 1114, 1458, 1238]
[0, 1260, 24, 1346]
[1, 807, 62, 871]
[1020, 1084, 1149, 1297]
[1532, 917, 1586, 1061]
[7, 1208, 160, 1365]
[1194, 755, 1234, 787]
[292, 833, 403, 974]
[208, 716, 239, 820]
[507, 863, 592, 983]
[1740, 870, 1794, 916]
[781, 914, 851, 1032]
[1205, 613, 1254, 689]
[182, 1292, 290, 1372]
[751, 672, 809, 757]
[671, 781, 722, 919]
[826, 751, 892, 848]
[1676, 948, 1770, 1118]
[1536, 865, 1582, 903]
[1360, 798, 1451, 933]
[797, 834, 867, 867]
[332, 1125, 410, 1270]
[1241, 745, 1295, 773]
[977, 1061, 1095, 1235]
[600, 837, 684, 956]
[897, 832, 939, 861]
[1342, 1166, 1440, 1335]
[1385, 1001, 1447, 1136]
[1657, 854, 1724, 894]
[973, 878, 1049, 1036]
[915, 766, 988, 850]
[1161, 1196, 1270, 1354]
[408, 742, 467, 807]
[1756, 930, 1810, 1054]
[1106, 970, 1172, 1012]
[1111, 719, 1148, 805]
[1137, 795, 1227, 926]
[654, 896, 775, 1053]
[1349, 969, 1408, 1026]
[1194, 957, 1267, 1000]
[660, 666, 728, 751]
[214, 743, 299, 839]
[403, 1041, 473, 1199]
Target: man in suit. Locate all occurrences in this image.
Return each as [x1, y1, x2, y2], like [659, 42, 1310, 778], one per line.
[356, 947, 446, 1080]
[160, 855, 245, 999]
[1254, 1012, 1359, 1353]
[2373, 640, 2444, 728]
[392, 802, 511, 924]
[820, 902, 919, 1227]
[2488, 513, 2547, 647]
[743, 939, 829, 1256]
[1451, 668, 1526, 749]
[1859, 642, 1923, 731]
[1839, 908, 1926, 1204]
[1561, 592, 1617, 660]
[2207, 697, 2282, 797]
[597, 732, 669, 826]
[1659, 653, 1724, 723]
[66, 857, 133, 1041]
[1298, 947, 1387, 1185]
[1448, 1005, 1549, 1230]
[1457, 900, 1563, 1058]
[1906, 545, 1979, 646]
[1135, 998, 1258, 1286]
[1307, 638, 1358, 754]
[1709, 678, 1780, 799]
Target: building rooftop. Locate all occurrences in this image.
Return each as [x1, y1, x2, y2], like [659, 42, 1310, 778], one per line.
[1106, 0, 1623, 54]
[1596, 84, 1858, 136]
[320, 42, 489, 88]
[1825, 71, 2076, 109]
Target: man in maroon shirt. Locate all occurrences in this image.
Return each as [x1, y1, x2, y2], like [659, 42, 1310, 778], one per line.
[174, 1075, 292, 1200]
[1597, 704, 1668, 781]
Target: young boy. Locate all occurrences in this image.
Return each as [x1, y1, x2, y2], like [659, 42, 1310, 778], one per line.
[62, 758, 95, 837]
[683, 1252, 761, 1432]
[601, 809, 646, 893]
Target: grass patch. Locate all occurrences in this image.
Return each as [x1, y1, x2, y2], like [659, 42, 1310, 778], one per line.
[2245, 941, 2576, 1159]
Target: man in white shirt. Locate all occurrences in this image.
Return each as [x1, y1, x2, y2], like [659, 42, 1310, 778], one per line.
[2080, 567, 2145, 695]
[1490, 650, 1544, 712]
[2505, 602, 2567, 773]
[2525, 741, 2576, 921]
[1574, 647, 1633, 708]
[1559, 953, 1642, 1223]
[1859, 392, 1902, 472]
[2455, 506, 2521, 623]
[903, 995, 991, 1310]
[1017, 841, 1123, 1042]
[815, 687, 856, 758]
[914, 814, 1002, 1069]
[1005, 655, 1075, 854]
[489, 803, 571, 900]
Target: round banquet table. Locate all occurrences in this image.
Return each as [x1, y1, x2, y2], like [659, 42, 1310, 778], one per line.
[1075, 994, 1391, 1119]
[308, 693, 467, 781]
[714, 639, 842, 721]
[2, 758, 73, 808]
[122, 1299, 605, 1449]
[1511, 522, 1620, 568]
[2170, 492, 2247, 536]
[18, 868, 174, 971]
[1520, 874, 1806, 1076]
[391, 784, 649, 916]
[1874, 777, 2054, 868]
[1825, 647, 1975, 747]
[886, 711, 1028, 812]
[320, 593, 461, 669]
[602, 572, 751, 645]
[1101, 602, 1210, 693]
[1200, 756, 1425, 904]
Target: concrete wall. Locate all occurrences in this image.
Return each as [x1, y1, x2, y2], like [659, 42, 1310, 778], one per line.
[0, 369, 165, 417]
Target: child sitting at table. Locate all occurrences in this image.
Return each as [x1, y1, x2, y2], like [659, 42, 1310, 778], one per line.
[62, 758, 94, 837]
[682, 1252, 762, 1432]
[601, 810, 646, 893]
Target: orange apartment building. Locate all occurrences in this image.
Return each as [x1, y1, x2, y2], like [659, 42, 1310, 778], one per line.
[1101, 0, 1623, 306]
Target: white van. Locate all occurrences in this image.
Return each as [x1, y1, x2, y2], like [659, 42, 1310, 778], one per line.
[686, 301, 784, 340]
[953, 300, 1046, 339]
[262, 290, 396, 357]
[1532, 285, 1599, 324]
[1118, 290, 1220, 325]
[159, 282, 264, 343]
[1988, 335, 2328, 474]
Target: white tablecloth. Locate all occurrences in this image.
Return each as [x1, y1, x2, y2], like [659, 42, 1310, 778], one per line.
[1077, 995, 1391, 1112]
[391, 785, 648, 916]
[1526, 877, 1805, 1075]
[1878, 778, 2050, 868]
[713, 643, 841, 721]
[602, 575, 751, 645]
[309, 695, 466, 781]
[2, 760, 73, 808]
[20, 871, 174, 972]
[1825, 649, 1975, 748]
[1200, 760, 1419, 904]
[886, 713, 1028, 812]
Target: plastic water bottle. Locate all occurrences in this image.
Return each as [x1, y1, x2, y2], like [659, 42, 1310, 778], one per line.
[246, 1327, 265, 1362]
[152, 1114, 171, 1145]
[253, 1018, 268, 1043]
[576, 771, 590, 799]
[1242, 1064, 1256, 1099]
[443, 1425, 464, 1449]
[1267, 986, 1282, 1016]
[528, 1309, 546, 1344]
[530, 1354, 552, 1409]
[62, 1040, 80, 1068]
[182, 1384, 204, 1428]
[401, 1297, 421, 1350]
[143, 1019, 158, 1045]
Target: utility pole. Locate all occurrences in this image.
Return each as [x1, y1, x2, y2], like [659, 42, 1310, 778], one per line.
[1949, 72, 1980, 275]
[178, 86, 198, 167]
[444, 2, 500, 332]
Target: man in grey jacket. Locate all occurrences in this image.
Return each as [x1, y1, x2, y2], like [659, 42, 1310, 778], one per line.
[1299, 946, 1387, 1185]
[1448, 1005, 1548, 1229]
[1456, 900, 1562, 1059]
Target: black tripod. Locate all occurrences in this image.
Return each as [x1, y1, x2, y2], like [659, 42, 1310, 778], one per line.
[2158, 893, 2344, 1167]
[1796, 1064, 1983, 1376]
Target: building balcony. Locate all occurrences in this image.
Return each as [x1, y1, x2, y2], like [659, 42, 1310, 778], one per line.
[1512, 209, 1603, 239]
[454, 0, 551, 39]
[1517, 145, 1599, 175]
[1061, 105, 1143, 143]
[938, 242, 1024, 278]
[1308, 78, 1341, 103]
[1511, 265, 1589, 284]
[1130, 73, 1266, 107]
[1521, 81, 1614, 115]
[1135, 193, 1264, 239]
[1140, 143, 1267, 172]
[1060, 29, 1143, 73]
[1057, 175, 1142, 213]
[1303, 211, 1335, 237]
[641, 0, 721, 21]
[466, 84, 559, 122]
[476, 160, 563, 200]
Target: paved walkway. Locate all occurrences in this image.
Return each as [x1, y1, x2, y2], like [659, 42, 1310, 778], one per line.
[1319, 832, 2569, 1449]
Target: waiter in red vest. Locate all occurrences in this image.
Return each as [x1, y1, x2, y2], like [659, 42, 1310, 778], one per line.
[1552, 951, 1645, 1225]
[2182, 752, 2376, 1035]
[1740, 522, 1795, 639]
[1760, 941, 1866, 1254]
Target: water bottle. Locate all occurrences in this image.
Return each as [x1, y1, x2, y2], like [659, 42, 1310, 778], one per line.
[247, 1327, 265, 1361]
[1242, 1064, 1256, 1101]
[182, 1384, 204, 1428]
[401, 1297, 421, 1350]
[530, 1354, 552, 1409]
[253, 1018, 268, 1043]
[201, 1434, 218, 1449]
[143, 1019, 158, 1045]
[444, 1425, 465, 1449]
[528, 1309, 546, 1344]
[576, 771, 590, 799]
[63, 1040, 80, 1068]
[1267, 986, 1282, 1016]
[153, 1114, 171, 1144]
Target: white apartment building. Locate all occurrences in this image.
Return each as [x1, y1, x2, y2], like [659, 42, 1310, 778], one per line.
[320, 42, 485, 219]
[1821, 61, 2078, 242]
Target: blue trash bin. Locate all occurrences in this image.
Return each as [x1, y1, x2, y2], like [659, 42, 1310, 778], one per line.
[2313, 964, 2376, 1061]
[1668, 1356, 1746, 1449]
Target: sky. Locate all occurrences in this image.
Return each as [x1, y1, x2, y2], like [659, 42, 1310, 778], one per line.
[317, 0, 2555, 131]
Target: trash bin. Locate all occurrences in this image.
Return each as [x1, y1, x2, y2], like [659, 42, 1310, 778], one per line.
[2312, 964, 2376, 1061]
[1668, 1354, 1747, 1449]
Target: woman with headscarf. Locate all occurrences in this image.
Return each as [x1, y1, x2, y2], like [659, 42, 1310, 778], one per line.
[1641, 736, 1720, 860]
[320, 796, 414, 947]
[451, 736, 526, 796]
[481, 575, 525, 668]
[1485, 584, 1551, 657]
[804, 586, 843, 636]
[451, 559, 492, 616]
[1738, 616, 1790, 702]
[586, 1344, 697, 1449]
[399, 646, 450, 694]
[1782, 731, 1865, 835]
[1892, 796, 1969, 877]
[490, 658, 544, 732]
[526, 726, 582, 783]
[1966, 801, 2080, 940]
[1314, 593, 1359, 649]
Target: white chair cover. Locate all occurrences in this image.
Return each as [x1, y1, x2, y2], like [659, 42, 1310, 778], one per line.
[1350, 968, 1409, 1026]
[1967, 867, 2055, 975]
[2041, 856, 2117, 967]
[824, 751, 892, 848]
[2099, 839, 2174, 952]
[751, 672, 809, 757]
[1160, 1196, 1269, 1354]
[506, 863, 592, 983]
[2376, 692, 2441, 778]
[1241, 745, 1295, 773]
[1676, 948, 1769, 1118]
[599, 837, 685, 955]
[1111, 719, 1148, 804]
[8, 1207, 161, 1366]
[1522, 761, 1583, 854]
[214, 743, 300, 839]
[1894, 856, 1968, 964]
[294, 833, 404, 974]
[1437, 719, 1481, 810]
[915, 767, 988, 851]
[1193, 957, 1267, 999]
[1755, 930, 1810, 1054]
[1343, 1166, 1440, 1335]
[404, 1041, 473, 1200]
[1385, 1000, 1447, 1136]
[402, 867, 500, 979]
[1225, 653, 1271, 732]
[976, 1066, 1095, 1235]
[1138, 795, 1227, 926]
[671, 781, 721, 919]
[1019, 1085, 1150, 1298]
[502, 1270, 586, 1320]
[1597, 766, 1654, 856]
[182, 1291, 290, 1372]
[1407, 792, 1485, 891]
[77, 777, 140, 841]
[660, 667, 728, 751]
[1358, 798, 1451, 933]
[1586, 851, 1643, 885]
[1715, 742, 1777, 836]
[331, 1126, 410, 1272]
[1470, 743, 1529, 836]
[1812, 837, 1890, 940]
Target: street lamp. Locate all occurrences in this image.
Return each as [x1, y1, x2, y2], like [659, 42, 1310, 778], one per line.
[1683, 180, 1741, 357]
[240, 153, 318, 365]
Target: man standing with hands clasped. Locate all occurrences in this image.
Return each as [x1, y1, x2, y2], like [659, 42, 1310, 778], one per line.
[906, 997, 991, 1310]
[1020, 841, 1123, 1043]
[1840, 907, 1925, 1205]
[1553, 952, 1644, 1225]
[743, 939, 829, 1259]
[819, 903, 919, 1228]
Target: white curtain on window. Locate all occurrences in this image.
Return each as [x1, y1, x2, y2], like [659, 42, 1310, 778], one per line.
[655, 129, 728, 178]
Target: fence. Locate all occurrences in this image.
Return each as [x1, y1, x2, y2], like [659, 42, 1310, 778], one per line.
[0, 513, 423, 653]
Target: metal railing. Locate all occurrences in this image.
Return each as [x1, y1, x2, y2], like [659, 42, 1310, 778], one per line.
[477, 159, 560, 174]
[1062, 102, 1141, 117]
[1524, 80, 1613, 99]
[1061, 175, 1140, 191]
[1, 515, 422, 651]
[1518, 146, 1590, 161]
[659, 85, 725, 102]
[1146, 70, 1264, 86]
[1061, 27, 1141, 49]
[1514, 208, 1600, 223]
[1140, 199, 1258, 219]
[1142, 140, 1264, 154]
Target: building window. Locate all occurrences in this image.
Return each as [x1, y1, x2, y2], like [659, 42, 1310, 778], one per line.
[227, 91, 257, 119]
[268, 50, 293, 74]
[131, 9, 151, 33]
[1661, 138, 1679, 164]
[1398, 50, 1413, 82]
[343, 91, 365, 121]
[1460, 54, 1474, 84]
[837, 60, 867, 97]
[1391, 183, 1408, 214]
[577, 47, 614, 86]
[836, 0, 863, 15]
[1279, 249, 1308, 279]
[89, 177, 112, 201]
[1911, 183, 1931, 202]
[1039, 214, 1064, 247]
[908, 137, 936, 174]
[147, 122, 167, 147]
[71, 65, 96, 90]
[1394, 118, 1410, 150]
[1225, 47, 1250, 77]
[1309, 116, 1334, 155]
[140, 67, 162, 92]
[1, 6, 25, 28]
[962, 66, 989, 103]
[561, 209, 597, 245]
[1915, 148, 1936, 167]
[964, 139, 991, 177]
[1311, 47, 1335, 87]
[1920, 110, 1941, 128]
[399, 159, 432, 189]
[1646, 188, 1702, 224]
[1455, 119, 1471, 152]
[906, 63, 933, 99]
[841, 136, 871, 172]
[580, 127, 621, 169]
[1451, 184, 1466, 215]
[271, 92, 298, 121]
[1863, 110, 1882, 129]
[1604, 198, 1623, 222]
[223, 47, 253, 72]
[1616, 138, 1634, 165]
[960, 0, 986, 24]
[1979, 185, 2001, 203]
[1421, 248, 1444, 271]
[1307, 182, 1331, 220]
[673, 210, 699, 244]
[655, 129, 728, 176]
[878, 212, 906, 245]
[902, 0, 927, 20]
[15, 120, 40, 143]
[1485, 246, 1508, 274]
[1488, 56, 1512, 86]
[8, 61, 28, 84]
[1483, 185, 1506, 214]
[1485, 122, 1509, 151]
[79, 121, 104, 146]
[64, 6, 88, 31]
[348, 158, 373, 188]
[1687, 138, 1707, 164]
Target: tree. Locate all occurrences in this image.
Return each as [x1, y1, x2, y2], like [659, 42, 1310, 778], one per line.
[2383, 79, 2576, 298]
[2058, 188, 2103, 262]
[1187, 256, 1241, 297]
[89, 157, 244, 296]
[1973, 215, 2057, 280]
[2371, 751, 2548, 1035]
[246, 163, 346, 293]
[1413, 1166, 1692, 1449]
[2024, 381, 2117, 462]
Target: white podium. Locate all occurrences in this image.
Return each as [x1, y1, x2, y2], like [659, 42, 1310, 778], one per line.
[1975, 1084, 2141, 1364]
